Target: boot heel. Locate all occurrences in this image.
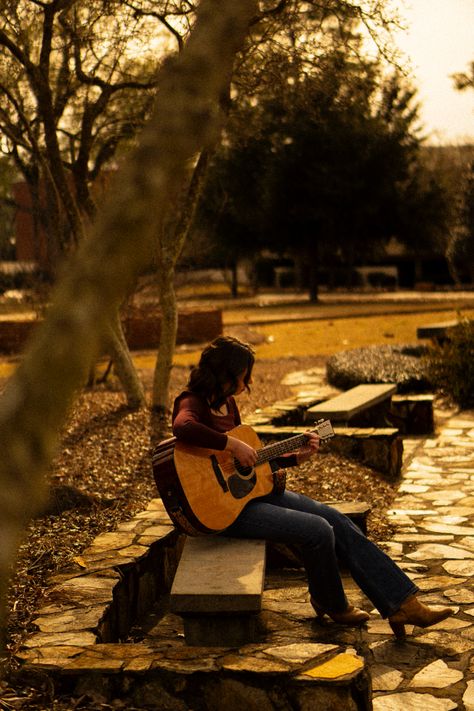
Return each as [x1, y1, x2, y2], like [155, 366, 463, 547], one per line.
[315, 607, 326, 622]
[310, 598, 327, 622]
[389, 619, 406, 640]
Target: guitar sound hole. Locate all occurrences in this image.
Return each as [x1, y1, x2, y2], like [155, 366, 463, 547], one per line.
[234, 461, 254, 479]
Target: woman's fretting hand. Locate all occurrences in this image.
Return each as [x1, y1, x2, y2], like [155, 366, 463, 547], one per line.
[295, 431, 320, 465]
[226, 436, 257, 467]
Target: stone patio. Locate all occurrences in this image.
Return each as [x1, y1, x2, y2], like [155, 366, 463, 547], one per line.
[15, 374, 474, 710]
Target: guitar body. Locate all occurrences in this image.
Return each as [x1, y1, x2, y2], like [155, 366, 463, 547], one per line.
[152, 425, 276, 535]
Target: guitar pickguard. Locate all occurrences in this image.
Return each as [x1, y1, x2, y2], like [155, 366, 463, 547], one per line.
[227, 470, 257, 499]
[210, 454, 257, 499]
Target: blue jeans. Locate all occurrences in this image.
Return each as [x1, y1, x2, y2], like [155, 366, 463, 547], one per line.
[224, 490, 418, 618]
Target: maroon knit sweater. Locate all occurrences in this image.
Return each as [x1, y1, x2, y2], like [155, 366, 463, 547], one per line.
[172, 390, 297, 468]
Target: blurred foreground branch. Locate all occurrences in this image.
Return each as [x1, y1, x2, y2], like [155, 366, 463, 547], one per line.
[0, 0, 257, 652]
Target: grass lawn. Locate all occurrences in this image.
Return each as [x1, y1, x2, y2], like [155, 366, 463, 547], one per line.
[254, 308, 474, 358]
[170, 307, 474, 365]
[0, 306, 472, 376]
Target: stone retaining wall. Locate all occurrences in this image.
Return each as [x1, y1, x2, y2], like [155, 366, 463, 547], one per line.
[18, 498, 371, 711]
[0, 308, 222, 354]
[123, 308, 222, 350]
[0, 314, 38, 354]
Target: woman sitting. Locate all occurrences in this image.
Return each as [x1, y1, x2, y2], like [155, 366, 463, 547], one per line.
[171, 336, 452, 639]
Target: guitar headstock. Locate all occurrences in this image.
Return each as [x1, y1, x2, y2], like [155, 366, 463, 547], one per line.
[314, 418, 334, 440]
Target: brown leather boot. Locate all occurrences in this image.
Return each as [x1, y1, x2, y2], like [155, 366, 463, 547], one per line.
[388, 595, 453, 640]
[311, 597, 370, 626]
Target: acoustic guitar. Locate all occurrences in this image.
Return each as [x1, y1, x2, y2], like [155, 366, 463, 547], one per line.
[152, 419, 334, 535]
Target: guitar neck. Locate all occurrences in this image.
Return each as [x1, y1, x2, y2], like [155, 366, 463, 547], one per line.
[255, 433, 307, 466]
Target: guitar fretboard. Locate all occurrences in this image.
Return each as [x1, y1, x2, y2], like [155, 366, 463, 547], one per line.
[254, 420, 334, 466]
[255, 433, 307, 466]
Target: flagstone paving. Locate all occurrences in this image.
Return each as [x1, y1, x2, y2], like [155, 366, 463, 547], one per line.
[17, 399, 474, 709]
[135, 405, 474, 709]
[364, 407, 474, 710]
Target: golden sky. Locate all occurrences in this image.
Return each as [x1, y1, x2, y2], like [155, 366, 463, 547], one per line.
[394, 0, 473, 144]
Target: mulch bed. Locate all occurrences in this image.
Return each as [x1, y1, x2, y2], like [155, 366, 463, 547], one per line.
[1, 354, 399, 709]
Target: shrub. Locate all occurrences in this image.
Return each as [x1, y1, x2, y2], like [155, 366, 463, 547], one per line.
[326, 344, 431, 392]
[425, 318, 474, 408]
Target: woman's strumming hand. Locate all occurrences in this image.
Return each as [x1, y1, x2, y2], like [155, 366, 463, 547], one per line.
[226, 436, 257, 467]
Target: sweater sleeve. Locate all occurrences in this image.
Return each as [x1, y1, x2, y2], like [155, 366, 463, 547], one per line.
[172, 392, 229, 450]
[273, 453, 298, 469]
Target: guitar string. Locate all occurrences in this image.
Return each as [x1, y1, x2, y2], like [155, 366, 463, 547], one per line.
[235, 429, 333, 475]
[256, 427, 334, 465]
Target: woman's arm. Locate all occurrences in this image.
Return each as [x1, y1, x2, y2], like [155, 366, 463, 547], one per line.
[172, 392, 257, 465]
[172, 393, 228, 450]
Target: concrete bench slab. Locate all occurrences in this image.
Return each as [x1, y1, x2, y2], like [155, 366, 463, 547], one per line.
[306, 384, 397, 423]
[171, 536, 265, 614]
[417, 320, 464, 342]
[170, 536, 266, 646]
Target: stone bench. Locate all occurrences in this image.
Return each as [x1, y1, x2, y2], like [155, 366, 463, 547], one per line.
[305, 383, 397, 427]
[390, 394, 435, 435]
[170, 536, 265, 647]
[417, 319, 462, 343]
[247, 378, 432, 437]
[170, 500, 371, 647]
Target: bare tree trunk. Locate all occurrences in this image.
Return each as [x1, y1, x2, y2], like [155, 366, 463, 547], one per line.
[151, 149, 211, 439]
[293, 253, 306, 292]
[0, 0, 257, 652]
[230, 259, 239, 298]
[106, 311, 146, 409]
[308, 263, 319, 303]
[151, 258, 178, 436]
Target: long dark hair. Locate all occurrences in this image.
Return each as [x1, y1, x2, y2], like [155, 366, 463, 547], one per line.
[187, 336, 255, 410]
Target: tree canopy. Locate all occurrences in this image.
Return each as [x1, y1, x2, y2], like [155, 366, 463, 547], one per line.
[0, 0, 175, 269]
[196, 27, 438, 299]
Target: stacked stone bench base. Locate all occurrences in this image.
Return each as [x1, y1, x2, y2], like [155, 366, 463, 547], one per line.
[17, 497, 372, 711]
[390, 394, 434, 435]
[254, 424, 403, 480]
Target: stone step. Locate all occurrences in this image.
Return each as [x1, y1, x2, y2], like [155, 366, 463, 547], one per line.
[253, 424, 403, 479]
